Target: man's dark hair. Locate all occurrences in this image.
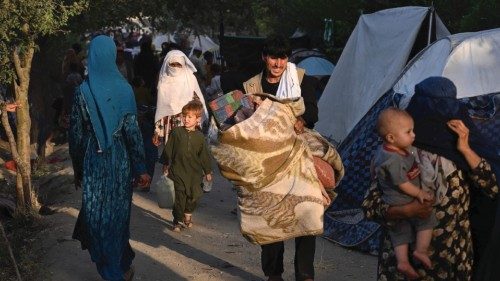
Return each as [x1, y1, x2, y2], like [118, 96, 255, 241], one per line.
[262, 34, 291, 58]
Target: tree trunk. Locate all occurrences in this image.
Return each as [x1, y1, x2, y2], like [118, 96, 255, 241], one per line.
[10, 45, 37, 211]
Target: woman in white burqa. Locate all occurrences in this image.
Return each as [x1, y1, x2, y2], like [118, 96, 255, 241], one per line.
[153, 50, 207, 146]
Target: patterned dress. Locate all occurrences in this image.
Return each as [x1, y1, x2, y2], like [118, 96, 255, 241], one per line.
[70, 89, 146, 279]
[362, 158, 498, 281]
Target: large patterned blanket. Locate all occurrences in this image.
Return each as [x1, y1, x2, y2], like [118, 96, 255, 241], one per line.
[211, 95, 344, 245]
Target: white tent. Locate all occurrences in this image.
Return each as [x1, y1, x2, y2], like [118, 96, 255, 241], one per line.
[316, 6, 450, 143]
[152, 33, 177, 51]
[394, 28, 500, 107]
[297, 56, 335, 76]
[188, 35, 219, 56]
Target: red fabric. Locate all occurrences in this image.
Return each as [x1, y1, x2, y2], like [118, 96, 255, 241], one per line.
[5, 160, 16, 172]
[313, 156, 335, 189]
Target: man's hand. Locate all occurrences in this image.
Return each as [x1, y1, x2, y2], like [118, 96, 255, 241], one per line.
[162, 165, 169, 176]
[321, 186, 332, 207]
[294, 117, 305, 134]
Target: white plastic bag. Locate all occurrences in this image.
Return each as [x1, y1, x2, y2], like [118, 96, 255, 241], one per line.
[155, 174, 175, 209]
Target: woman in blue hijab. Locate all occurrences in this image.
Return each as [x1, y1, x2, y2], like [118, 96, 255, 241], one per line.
[69, 35, 151, 281]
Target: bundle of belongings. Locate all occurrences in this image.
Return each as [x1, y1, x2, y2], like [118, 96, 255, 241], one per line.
[209, 91, 344, 245]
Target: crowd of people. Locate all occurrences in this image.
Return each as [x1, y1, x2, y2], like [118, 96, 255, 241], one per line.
[61, 30, 499, 281]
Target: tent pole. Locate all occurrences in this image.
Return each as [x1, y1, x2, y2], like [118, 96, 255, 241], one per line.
[427, 5, 434, 46]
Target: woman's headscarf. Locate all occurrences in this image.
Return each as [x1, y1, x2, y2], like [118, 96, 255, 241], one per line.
[406, 76, 499, 172]
[79, 35, 136, 151]
[155, 50, 207, 123]
[406, 77, 500, 280]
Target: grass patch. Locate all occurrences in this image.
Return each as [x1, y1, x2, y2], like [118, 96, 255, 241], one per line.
[0, 213, 48, 281]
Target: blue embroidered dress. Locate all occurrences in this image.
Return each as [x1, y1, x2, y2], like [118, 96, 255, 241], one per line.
[69, 35, 147, 281]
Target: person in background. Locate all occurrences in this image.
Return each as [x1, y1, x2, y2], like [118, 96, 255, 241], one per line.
[132, 76, 153, 107]
[205, 63, 222, 100]
[189, 48, 204, 85]
[133, 38, 158, 90]
[116, 47, 129, 81]
[153, 50, 207, 146]
[201, 51, 214, 87]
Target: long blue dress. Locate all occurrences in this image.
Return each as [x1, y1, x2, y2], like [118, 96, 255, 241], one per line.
[70, 87, 146, 280]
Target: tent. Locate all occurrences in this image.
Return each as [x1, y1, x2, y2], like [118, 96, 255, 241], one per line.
[316, 6, 450, 143]
[297, 56, 335, 76]
[322, 12, 500, 254]
[189, 35, 219, 56]
[152, 33, 177, 51]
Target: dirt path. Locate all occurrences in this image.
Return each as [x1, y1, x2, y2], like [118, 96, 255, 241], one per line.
[40, 145, 377, 281]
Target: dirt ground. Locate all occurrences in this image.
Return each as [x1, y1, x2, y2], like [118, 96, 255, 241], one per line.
[38, 145, 377, 281]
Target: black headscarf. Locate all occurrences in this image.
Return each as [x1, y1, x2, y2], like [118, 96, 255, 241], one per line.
[406, 77, 500, 280]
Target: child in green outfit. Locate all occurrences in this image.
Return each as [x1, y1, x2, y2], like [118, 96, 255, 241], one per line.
[160, 100, 213, 232]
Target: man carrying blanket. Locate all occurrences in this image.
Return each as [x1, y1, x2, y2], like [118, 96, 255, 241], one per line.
[211, 34, 343, 281]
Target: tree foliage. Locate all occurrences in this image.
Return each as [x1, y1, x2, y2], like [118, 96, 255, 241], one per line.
[0, 1, 86, 84]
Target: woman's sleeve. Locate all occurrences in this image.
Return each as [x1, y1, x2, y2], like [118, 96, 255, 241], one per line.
[123, 113, 147, 175]
[362, 181, 390, 225]
[68, 90, 84, 184]
[468, 158, 499, 198]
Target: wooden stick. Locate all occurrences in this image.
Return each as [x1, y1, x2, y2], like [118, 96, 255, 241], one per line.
[0, 221, 22, 281]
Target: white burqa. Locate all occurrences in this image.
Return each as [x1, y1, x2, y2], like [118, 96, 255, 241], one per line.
[155, 50, 207, 123]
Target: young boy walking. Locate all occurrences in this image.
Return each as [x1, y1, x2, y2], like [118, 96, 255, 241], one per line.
[160, 100, 212, 232]
[373, 107, 436, 279]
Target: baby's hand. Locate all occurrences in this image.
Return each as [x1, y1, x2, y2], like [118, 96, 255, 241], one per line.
[162, 165, 169, 176]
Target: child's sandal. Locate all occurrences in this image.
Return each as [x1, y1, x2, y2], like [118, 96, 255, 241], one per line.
[172, 224, 182, 232]
[184, 214, 193, 228]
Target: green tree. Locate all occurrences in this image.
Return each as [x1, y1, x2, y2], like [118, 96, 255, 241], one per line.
[0, 0, 85, 212]
[461, 0, 500, 31]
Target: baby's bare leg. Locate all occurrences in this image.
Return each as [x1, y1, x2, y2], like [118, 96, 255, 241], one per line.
[395, 244, 419, 279]
[413, 229, 433, 269]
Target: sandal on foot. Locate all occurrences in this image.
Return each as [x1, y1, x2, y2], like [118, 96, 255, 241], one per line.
[183, 213, 193, 228]
[172, 224, 182, 232]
